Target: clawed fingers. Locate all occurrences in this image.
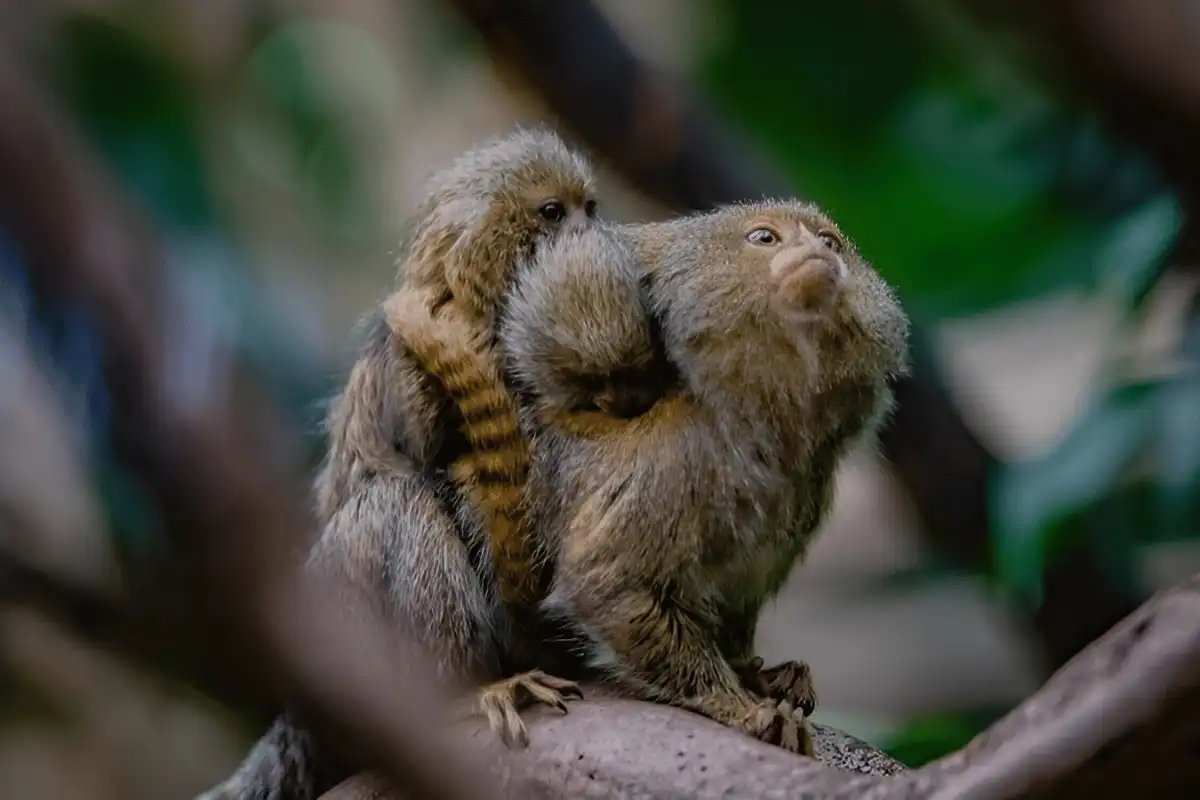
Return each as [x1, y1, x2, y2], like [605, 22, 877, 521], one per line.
[527, 671, 585, 698]
[779, 718, 801, 753]
[473, 670, 582, 749]
[775, 700, 815, 756]
[511, 671, 583, 713]
[521, 681, 570, 714]
[480, 691, 530, 749]
[755, 659, 817, 717]
[737, 698, 814, 757]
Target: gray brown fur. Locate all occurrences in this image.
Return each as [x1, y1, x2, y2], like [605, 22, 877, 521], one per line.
[401, 127, 596, 324]
[502, 225, 665, 435]
[196, 313, 510, 800]
[390, 127, 600, 609]
[196, 130, 599, 800]
[506, 205, 909, 750]
[198, 713, 340, 800]
[197, 198, 909, 797]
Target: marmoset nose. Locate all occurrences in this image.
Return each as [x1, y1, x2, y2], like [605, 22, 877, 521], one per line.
[563, 211, 591, 235]
[804, 229, 848, 273]
[771, 246, 843, 316]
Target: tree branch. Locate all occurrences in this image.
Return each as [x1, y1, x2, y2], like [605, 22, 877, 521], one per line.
[1022, 0, 1200, 208]
[328, 570, 1200, 798]
[323, 697, 899, 800]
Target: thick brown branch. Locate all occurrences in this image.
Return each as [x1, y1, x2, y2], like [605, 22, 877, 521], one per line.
[1026, 0, 1200, 205]
[895, 572, 1200, 799]
[323, 698, 899, 800]
[329, 571, 1200, 799]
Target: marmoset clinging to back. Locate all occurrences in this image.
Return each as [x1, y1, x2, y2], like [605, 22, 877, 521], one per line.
[320, 127, 608, 732]
[380, 127, 600, 613]
[196, 130, 608, 800]
[500, 203, 910, 754]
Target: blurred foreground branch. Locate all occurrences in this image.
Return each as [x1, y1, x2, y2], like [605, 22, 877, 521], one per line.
[328, 572, 1200, 798]
[0, 44, 494, 800]
[0, 545, 129, 655]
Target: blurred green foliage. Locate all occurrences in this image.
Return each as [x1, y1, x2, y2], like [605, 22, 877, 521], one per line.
[55, 15, 213, 231]
[233, 21, 396, 245]
[697, 0, 1178, 320]
[697, 0, 1197, 761]
[880, 706, 1007, 768]
[47, 15, 339, 561]
[992, 372, 1200, 608]
[59, 15, 338, 405]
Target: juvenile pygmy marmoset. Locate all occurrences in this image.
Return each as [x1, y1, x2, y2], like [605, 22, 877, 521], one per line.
[384, 127, 601, 614]
[197, 130, 606, 800]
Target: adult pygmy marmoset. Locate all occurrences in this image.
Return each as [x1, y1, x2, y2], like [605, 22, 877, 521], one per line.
[502, 204, 909, 754]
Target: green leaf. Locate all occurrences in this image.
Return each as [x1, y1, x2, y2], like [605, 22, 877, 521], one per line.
[695, 0, 1177, 319]
[1157, 371, 1200, 534]
[991, 380, 1158, 604]
[699, 0, 932, 143]
[231, 20, 398, 245]
[1096, 195, 1183, 312]
[53, 14, 213, 230]
[95, 458, 164, 562]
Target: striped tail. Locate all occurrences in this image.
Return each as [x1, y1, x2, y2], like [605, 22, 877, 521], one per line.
[383, 289, 547, 608]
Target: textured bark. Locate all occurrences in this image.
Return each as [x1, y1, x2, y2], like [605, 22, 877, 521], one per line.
[322, 705, 898, 800]
[325, 572, 1200, 799]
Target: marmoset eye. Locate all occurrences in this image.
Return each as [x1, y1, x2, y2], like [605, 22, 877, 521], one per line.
[539, 201, 567, 223]
[747, 227, 780, 246]
[816, 230, 843, 254]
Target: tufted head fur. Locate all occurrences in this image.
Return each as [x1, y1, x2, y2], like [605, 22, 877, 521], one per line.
[627, 199, 910, 450]
[399, 127, 599, 326]
[502, 223, 670, 431]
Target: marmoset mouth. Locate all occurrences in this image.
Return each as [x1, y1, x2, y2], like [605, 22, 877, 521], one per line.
[770, 250, 844, 278]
